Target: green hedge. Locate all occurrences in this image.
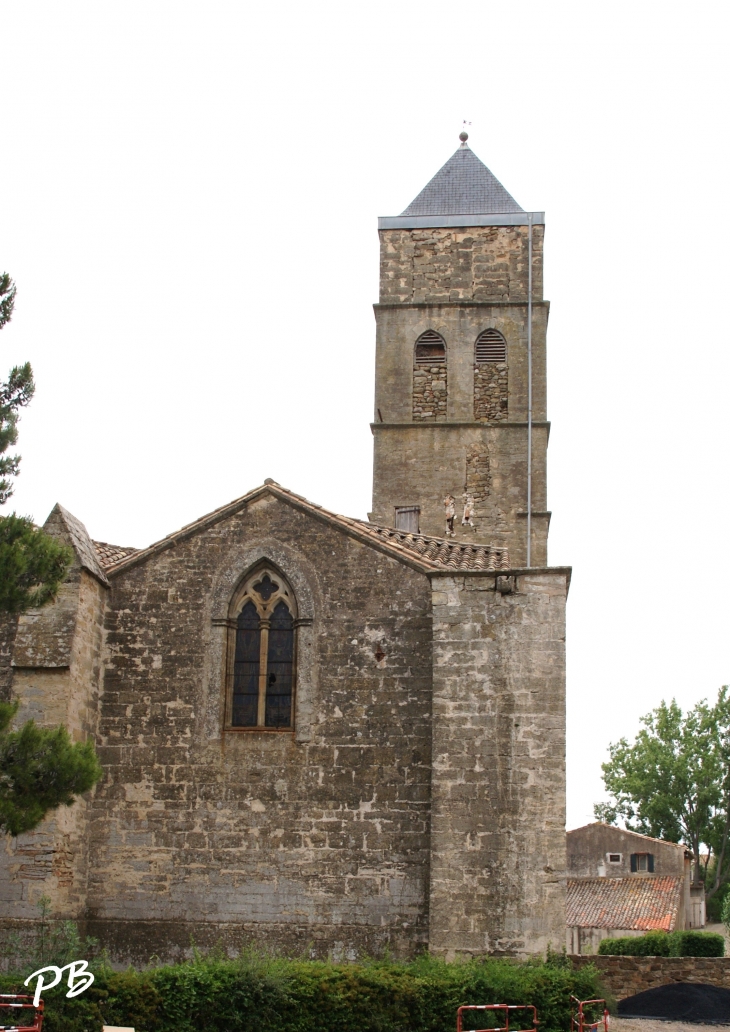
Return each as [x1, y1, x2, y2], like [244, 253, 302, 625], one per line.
[598, 930, 725, 957]
[0, 953, 604, 1032]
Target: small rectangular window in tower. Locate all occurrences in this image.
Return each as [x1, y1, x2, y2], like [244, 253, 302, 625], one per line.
[395, 506, 420, 533]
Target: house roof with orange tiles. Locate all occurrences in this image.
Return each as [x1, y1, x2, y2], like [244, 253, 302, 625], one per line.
[92, 480, 516, 577]
[566, 876, 682, 932]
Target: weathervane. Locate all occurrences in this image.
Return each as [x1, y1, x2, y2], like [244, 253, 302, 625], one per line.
[460, 119, 472, 143]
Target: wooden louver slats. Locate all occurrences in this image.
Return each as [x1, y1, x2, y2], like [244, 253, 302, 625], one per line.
[415, 329, 446, 365]
[475, 329, 506, 363]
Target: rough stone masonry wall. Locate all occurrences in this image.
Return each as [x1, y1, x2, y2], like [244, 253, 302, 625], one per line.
[412, 364, 447, 421]
[0, 567, 106, 922]
[380, 225, 544, 304]
[464, 443, 491, 516]
[474, 364, 508, 421]
[428, 571, 568, 958]
[571, 955, 730, 999]
[84, 493, 434, 964]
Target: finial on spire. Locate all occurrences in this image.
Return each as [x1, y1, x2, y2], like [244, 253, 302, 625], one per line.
[459, 131, 469, 142]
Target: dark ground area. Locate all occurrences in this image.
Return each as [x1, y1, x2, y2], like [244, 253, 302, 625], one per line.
[619, 983, 730, 1024]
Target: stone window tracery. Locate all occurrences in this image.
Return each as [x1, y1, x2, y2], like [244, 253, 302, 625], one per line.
[228, 566, 297, 730]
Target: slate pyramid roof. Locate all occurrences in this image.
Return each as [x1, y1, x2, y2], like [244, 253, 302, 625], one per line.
[401, 141, 523, 217]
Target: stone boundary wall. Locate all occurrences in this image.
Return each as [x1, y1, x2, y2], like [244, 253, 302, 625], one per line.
[572, 955, 730, 999]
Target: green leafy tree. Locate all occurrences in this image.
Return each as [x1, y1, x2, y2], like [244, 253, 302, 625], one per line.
[595, 687, 730, 902]
[0, 273, 98, 834]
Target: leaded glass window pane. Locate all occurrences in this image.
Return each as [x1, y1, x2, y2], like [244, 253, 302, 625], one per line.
[232, 601, 260, 726]
[265, 600, 293, 728]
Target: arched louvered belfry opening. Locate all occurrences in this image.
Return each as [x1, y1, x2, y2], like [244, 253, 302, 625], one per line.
[475, 328, 507, 364]
[413, 330, 447, 422]
[474, 328, 508, 422]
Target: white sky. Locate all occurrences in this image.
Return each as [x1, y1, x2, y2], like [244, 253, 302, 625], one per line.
[1, 1, 729, 832]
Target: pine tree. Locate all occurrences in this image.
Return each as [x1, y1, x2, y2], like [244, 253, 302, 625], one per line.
[0, 701, 102, 836]
[0, 513, 73, 613]
[0, 273, 71, 599]
[0, 273, 34, 504]
[0, 273, 98, 834]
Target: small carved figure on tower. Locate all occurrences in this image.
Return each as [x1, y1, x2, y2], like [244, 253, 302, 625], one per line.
[444, 495, 456, 537]
[462, 494, 475, 528]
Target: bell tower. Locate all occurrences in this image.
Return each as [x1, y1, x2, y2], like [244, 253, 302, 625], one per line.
[370, 134, 549, 567]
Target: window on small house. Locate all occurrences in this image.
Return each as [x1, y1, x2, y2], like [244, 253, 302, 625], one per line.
[630, 852, 654, 873]
[607, 853, 622, 864]
[475, 328, 507, 364]
[415, 330, 446, 365]
[229, 568, 297, 730]
[395, 506, 420, 533]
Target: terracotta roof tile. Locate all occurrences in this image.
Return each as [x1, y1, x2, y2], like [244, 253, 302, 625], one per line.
[567, 877, 682, 932]
[93, 541, 139, 569]
[338, 518, 510, 572]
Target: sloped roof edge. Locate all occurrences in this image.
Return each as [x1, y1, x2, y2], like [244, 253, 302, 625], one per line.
[46, 504, 109, 587]
[401, 143, 523, 217]
[568, 823, 687, 852]
[100, 481, 512, 578]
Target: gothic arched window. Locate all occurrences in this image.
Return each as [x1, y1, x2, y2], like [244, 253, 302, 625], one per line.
[413, 330, 447, 422]
[229, 567, 297, 730]
[474, 328, 508, 422]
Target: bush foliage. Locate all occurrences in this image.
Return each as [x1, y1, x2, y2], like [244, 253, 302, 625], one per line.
[597, 930, 725, 957]
[0, 950, 605, 1032]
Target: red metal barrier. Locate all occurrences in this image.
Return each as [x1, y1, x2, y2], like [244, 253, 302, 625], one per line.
[0, 994, 44, 1032]
[456, 1003, 538, 1032]
[570, 996, 608, 1032]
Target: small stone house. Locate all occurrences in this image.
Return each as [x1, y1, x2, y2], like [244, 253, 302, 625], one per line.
[0, 136, 569, 964]
[567, 823, 706, 954]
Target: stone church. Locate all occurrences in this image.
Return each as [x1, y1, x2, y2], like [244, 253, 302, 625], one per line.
[0, 135, 569, 963]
